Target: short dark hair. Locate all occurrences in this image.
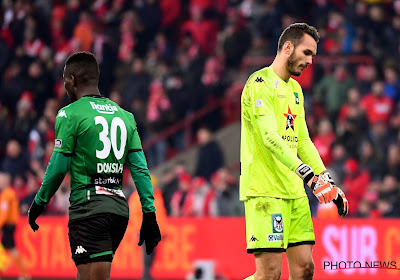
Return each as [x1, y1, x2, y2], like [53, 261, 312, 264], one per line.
[65, 51, 100, 85]
[278, 23, 320, 51]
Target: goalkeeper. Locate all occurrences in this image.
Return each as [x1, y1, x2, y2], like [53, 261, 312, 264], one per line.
[240, 23, 348, 280]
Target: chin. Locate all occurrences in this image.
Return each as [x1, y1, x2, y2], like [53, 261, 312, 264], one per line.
[291, 71, 302, 77]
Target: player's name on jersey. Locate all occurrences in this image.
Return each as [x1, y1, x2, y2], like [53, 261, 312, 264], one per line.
[90, 101, 118, 114]
[97, 163, 123, 173]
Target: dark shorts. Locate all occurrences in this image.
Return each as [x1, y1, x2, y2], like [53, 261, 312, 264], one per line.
[68, 212, 128, 265]
[1, 224, 16, 249]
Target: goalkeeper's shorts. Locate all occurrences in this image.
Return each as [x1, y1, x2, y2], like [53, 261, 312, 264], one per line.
[245, 196, 315, 253]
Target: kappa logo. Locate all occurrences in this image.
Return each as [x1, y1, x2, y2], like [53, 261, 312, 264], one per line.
[249, 235, 259, 242]
[255, 77, 264, 83]
[272, 214, 283, 233]
[75, 245, 87, 254]
[57, 110, 67, 118]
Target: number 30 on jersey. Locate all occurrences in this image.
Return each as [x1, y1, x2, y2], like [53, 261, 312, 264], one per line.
[94, 116, 127, 160]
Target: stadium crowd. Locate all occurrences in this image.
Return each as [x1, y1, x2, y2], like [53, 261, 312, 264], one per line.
[0, 0, 399, 218]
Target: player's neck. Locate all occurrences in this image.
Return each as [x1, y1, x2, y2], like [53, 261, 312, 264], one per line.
[76, 86, 101, 100]
[270, 57, 290, 83]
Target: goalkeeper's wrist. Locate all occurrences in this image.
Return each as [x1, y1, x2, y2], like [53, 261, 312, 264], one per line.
[295, 163, 315, 185]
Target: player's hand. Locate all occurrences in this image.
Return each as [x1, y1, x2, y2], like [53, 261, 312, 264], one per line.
[138, 212, 161, 255]
[308, 174, 336, 204]
[28, 200, 45, 232]
[322, 172, 349, 217]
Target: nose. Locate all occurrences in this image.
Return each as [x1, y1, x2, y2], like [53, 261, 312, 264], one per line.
[306, 56, 313, 65]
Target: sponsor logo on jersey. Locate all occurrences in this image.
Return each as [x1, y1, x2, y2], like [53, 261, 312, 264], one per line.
[93, 176, 121, 185]
[267, 234, 284, 242]
[57, 110, 67, 118]
[75, 246, 87, 254]
[95, 186, 125, 198]
[272, 214, 283, 233]
[55, 139, 62, 148]
[97, 163, 123, 173]
[281, 135, 298, 142]
[283, 106, 297, 131]
[255, 77, 264, 83]
[91, 173, 123, 188]
[255, 99, 263, 107]
[90, 102, 118, 114]
[293, 92, 299, 104]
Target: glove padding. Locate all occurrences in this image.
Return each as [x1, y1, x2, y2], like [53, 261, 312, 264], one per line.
[28, 200, 45, 232]
[308, 174, 336, 204]
[138, 212, 161, 255]
[322, 172, 349, 217]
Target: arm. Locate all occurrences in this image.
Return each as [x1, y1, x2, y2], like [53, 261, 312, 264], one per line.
[127, 150, 161, 254]
[35, 152, 70, 205]
[255, 115, 303, 171]
[297, 115, 326, 175]
[126, 150, 155, 213]
[251, 78, 302, 172]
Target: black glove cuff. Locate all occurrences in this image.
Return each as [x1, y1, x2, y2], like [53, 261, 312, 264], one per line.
[28, 200, 45, 218]
[143, 211, 156, 221]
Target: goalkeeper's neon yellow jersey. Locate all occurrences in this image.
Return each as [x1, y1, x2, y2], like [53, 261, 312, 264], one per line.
[240, 67, 326, 200]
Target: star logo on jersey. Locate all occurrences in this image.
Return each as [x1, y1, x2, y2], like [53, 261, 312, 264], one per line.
[283, 106, 297, 131]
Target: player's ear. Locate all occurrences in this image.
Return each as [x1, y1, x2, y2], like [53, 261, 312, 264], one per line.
[70, 75, 77, 87]
[284, 41, 292, 55]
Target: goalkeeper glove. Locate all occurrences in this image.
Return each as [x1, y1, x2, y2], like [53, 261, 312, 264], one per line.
[322, 172, 349, 217]
[295, 164, 336, 204]
[28, 200, 45, 232]
[138, 212, 161, 255]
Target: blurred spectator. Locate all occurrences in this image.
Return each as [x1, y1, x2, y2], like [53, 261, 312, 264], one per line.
[211, 168, 243, 216]
[383, 66, 400, 102]
[219, 7, 252, 68]
[356, 198, 373, 218]
[365, 122, 394, 161]
[385, 144, 400, 180]
[359, 140, 385, 181]
[376, 175, 400, 217]
[122, 58, 150, 110]
[146, 80, 173, 167]
[191, 177, 216, 217]
[161, 162, 188, 215]
[181, 5, 218, 55]
[72, 11, 93, 52]
[19, 171, 40, 215]
[327, 142, 347, 184]
[342, 158, 371, 216]
[1, 140, 29, 180]
[11, 92, 36, 146]
[313, 118, 335, 166]
[0, 172, 29, 279]
[361, 80, 394, 125]
[170, 173, 194, 217]
[314, 64, 356, 123]
[194, 127, 224, 180]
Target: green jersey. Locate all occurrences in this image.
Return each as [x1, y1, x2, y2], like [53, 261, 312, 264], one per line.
[240, 67, 325, 200]
[53, 95, 142, 220]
